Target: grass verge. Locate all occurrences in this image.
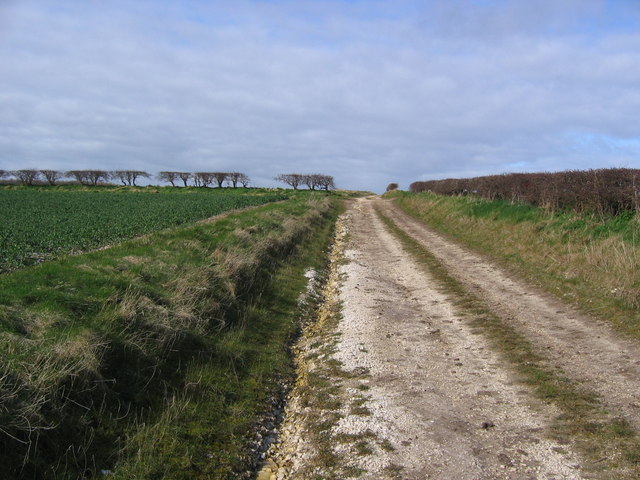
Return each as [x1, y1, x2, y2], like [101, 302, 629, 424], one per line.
[266, 209, 382, 479]
[0, 193, 339, 479]
[376, 206, 640, 479]
[386, 191, 639, 338]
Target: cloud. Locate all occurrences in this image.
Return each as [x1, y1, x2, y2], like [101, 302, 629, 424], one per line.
[0, 0, 639, 192]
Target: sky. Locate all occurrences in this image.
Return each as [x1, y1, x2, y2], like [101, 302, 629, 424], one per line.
[1, 0, 639, 193]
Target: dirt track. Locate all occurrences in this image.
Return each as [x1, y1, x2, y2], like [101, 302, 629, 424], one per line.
[262, 196, 640, 479]
[376, 198, 640, 435]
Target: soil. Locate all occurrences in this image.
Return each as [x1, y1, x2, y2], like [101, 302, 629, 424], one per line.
[260, 196, 640, 479]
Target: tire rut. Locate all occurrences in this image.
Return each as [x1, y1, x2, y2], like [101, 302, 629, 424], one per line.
[377, 198, 640, 434]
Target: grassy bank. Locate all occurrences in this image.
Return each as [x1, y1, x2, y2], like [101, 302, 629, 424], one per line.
[387, 191, 640, 338]
[0, 193, 340, 479]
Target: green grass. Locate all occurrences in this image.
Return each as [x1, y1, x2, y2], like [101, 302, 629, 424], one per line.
[466, 197, 544, 223]
[0, 186, 288, 272]
[0, 192, 340, 479]
[389, 190, 640, 240]
[113, 198, 340, 479]
[387, 190, 640, 337]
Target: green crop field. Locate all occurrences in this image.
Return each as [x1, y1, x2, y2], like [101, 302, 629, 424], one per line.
[0, 188, 287, 272]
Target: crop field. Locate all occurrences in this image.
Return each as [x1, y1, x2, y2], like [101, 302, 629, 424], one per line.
[0, 188, 286, 272]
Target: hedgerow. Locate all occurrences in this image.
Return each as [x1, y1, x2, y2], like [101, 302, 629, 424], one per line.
[409, 168, 640, 215]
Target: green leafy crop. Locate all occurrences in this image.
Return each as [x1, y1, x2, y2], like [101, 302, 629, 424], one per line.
[0, 189, 286, 272]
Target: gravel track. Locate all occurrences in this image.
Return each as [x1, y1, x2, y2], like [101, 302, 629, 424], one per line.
[265, 197, 600, 479]
[376, 198, 640, 434]
[329, 197, 584, 479]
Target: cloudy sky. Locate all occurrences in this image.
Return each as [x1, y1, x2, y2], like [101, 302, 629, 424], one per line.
[1, 0, 639, 192]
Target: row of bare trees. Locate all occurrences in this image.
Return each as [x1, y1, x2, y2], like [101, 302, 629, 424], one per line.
[161, 171, 250, 188]
[409, 168, 640, 216]
[0, 169, 251, 188]
[0, 169, 150, 186]
[1, 169, 337, 191]
[275, 173, 335, 191]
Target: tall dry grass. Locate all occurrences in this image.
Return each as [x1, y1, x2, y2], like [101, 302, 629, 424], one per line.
[392, 192, 640, 335]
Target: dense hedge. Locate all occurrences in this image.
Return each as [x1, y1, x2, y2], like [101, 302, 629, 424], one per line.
[409, 168, 640, 215]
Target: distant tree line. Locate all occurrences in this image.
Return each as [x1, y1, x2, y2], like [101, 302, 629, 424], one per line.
[157, 171, 250, 188]
[274, 173, 335, 191]
[409, 168, 640, 216]
[0, 169, 251, 188]
[1, 169, 338, 191]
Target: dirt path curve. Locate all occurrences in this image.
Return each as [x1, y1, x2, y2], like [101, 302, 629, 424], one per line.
[377, 198, 640, 434]
[265, 197, 587, 479]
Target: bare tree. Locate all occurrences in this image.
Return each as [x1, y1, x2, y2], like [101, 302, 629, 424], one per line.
[317, 175, 335, 191]
[386, 183, 399, 192]
[212, 172, 227, 188]
[40, 170, 64, 186]
[275, 173, 304, 190]
[67, 170, 91, 185]
[111, 170, 130, 186]
[178, 172, 191, 187]
[194, 172, 214, 187]
[239, 173, 250, 188]
[12, 169, 41, 186]
[111, 170, 150, 186]
[86, 170, 110, 186]
[227, 172, 242, 188]
[130, 170, 150, 186]
[68, 170, 110, 186]
[0, 170, 7, 179]
[157, 171, 179, 187]
[303, 174, 319, 190]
